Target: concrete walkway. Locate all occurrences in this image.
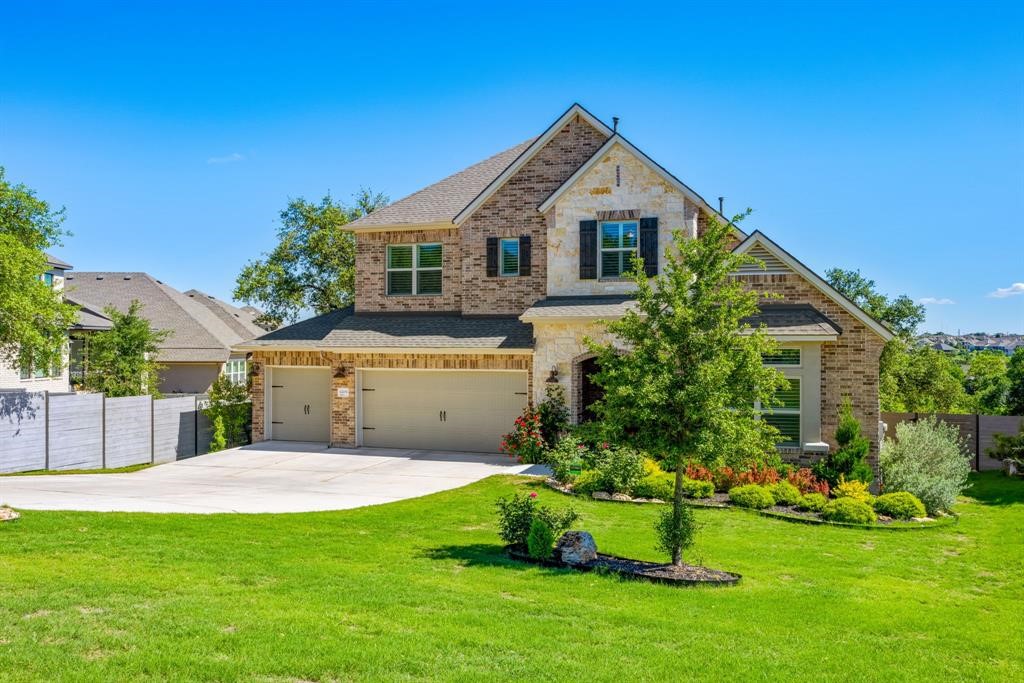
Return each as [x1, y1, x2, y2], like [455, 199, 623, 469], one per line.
[0, 442, 545, 513]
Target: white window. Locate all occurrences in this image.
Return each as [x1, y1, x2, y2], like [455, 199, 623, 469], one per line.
[600, 221, 638, 278]
[500, 238, 520, 276]
[762, 349, 801, 366]
[225, 359, 247, 385]
[758, 378, 801, 448]
[387, 243, 443, 295]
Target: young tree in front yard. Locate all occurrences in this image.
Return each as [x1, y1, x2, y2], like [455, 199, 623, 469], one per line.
[82, 301, 168, 397]
[587, 214, 787, 566]
[234, 189, 388, 328]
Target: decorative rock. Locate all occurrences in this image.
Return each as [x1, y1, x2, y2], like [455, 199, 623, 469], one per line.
[0, 507, 20, 522]
[911, 517, 934, 523]
[591, 491, 611, 500]
[610, 493, 632, 502]
[556, 531, 597, 565]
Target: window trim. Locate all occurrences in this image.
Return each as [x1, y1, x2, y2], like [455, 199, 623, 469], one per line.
[386, 243, 443, 296]
[756, 375, 801, 448]
[599, 220, 639, 279]
[499, 238, 520, 277]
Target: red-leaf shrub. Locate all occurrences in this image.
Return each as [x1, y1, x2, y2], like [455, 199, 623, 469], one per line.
[786, 467, 830, 497]
[685, 462, 713, 482]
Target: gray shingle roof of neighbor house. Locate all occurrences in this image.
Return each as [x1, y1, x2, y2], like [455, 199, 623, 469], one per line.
[65, 273, 257, 363]
[345, 137, 537, 228]
[235, 307, 534, 350]
[66, 298, 113, 331]
[520, 297, 841, 337]
[44, 253, 73, 270]
[184, 289, 270, 338]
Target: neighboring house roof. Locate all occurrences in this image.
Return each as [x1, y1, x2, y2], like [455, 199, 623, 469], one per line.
[66, 297, 113, 331]
[536, 135, 740, 235]
[235, 307, 534, 351]
[44, 253, 73, 270]
[743, 304, 842, 339]
[345, 137, 537, 230]
[65, 273, 252, 363]
[184, 289, 269, 338]
[732, 232, 895, 342]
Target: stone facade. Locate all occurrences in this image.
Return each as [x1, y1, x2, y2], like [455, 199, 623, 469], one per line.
[249, 350, 531, 447]
[546, 142, 700, 296]
[458, 116, 608, 315]
[355, 228, 462, 313]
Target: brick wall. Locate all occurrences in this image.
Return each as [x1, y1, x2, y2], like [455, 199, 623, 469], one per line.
[249, 350, 532, 447]
[355, 229, 462, 313]
[459, 116, 608, 315]
[738, 273, 886, 461]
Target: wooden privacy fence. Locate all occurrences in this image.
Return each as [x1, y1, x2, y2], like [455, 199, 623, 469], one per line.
[0, 391, 247, 474]
[881, 412, 1023, 472]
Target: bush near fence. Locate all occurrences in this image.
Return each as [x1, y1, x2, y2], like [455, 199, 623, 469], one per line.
[881, 412, 1024, 471]
[0, 390, 251, 474]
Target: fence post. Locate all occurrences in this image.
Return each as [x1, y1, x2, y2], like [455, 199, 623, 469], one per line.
[975, 414, 981, 471]
[101, 392, 106, 469]
[43, 391, 50, 470]
[194, 395, 199, 456]
[150, 394, 155, 464]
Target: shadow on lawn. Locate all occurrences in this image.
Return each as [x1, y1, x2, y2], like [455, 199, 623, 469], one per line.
[963, 471, 1024, 507]
[420, 543, 567, 573]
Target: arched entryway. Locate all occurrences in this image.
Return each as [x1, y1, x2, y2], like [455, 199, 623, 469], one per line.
[577, 356, 605, 423]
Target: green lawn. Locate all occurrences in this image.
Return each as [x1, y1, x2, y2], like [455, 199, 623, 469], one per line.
[0, 463, 155, 477]
[0, 473, 1021, 682]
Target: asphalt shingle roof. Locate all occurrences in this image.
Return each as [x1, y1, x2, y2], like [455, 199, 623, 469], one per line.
[239, 307, 534, 350]
[184, 289, 269, 339]
[346, 138, 536, 228]
[66, 298, 113, 331]
[520, 296, 637, 320]
[65, 273, 256, 362]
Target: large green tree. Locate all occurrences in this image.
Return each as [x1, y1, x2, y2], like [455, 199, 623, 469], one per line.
[587, 213, 786, 566]
[879, 344, 972, 413]
[1007, 348, 1024, 416]
[0, 167, 79, 372]
[234, 189, 388, 328]
[81, 301, 168, 397]
[825, 268, 925, 338]
[965, 351, 1010, 415]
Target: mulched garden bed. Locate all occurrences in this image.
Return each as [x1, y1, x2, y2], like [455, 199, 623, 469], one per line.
[1, 507, 21, 523]
[506, 547, 741, 587]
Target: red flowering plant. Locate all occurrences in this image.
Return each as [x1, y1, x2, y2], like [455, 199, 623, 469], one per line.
[501, 406, 547, 464]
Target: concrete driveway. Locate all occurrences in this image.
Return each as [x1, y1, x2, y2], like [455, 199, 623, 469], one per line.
[0, 442, 544, 514]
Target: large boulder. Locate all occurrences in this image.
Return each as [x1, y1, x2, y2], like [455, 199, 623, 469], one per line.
[556, 531, 597, 566]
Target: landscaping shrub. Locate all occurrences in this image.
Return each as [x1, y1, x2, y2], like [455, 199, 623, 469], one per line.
[571, 470, 602, 496]
[500, 407, 546, 464]
[728, 484, 775, 509]
[821, 497, 877, 525]
[537, 384, 570, 448]
[588, 445, 646, 494]
[796, 492, 828, 513]
[786, 467, 830, 497]
[495, 492, 578, 548]
[768, 481, 802, 506]
[987, 423, 1024, 469]
[813, 398, 874, 486]
[873, 492, 927, 520]
[654, 503, 698, 560]
[526, 518, 555, 560]
[685, 461, 713, 482]
[545, 434, 590, 483]
[713, 463, 782, 492]
[682, 477, 715, 499]
[833, 477, 874, 505]
[631, 472, 675, 501]
[879, 416, 971, 514]
[203, 374, 250, 451]
[570, 420, 612, 450]
[712, 466, 736, 492]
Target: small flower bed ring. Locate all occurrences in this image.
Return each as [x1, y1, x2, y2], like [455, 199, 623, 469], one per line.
[506, 546, 741, 587]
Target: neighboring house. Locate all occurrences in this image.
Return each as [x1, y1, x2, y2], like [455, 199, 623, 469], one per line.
[236, 104, 893, 461]
[66, 298, 114, 387]
[0, 254, 75, 393]
[65, 273, 265, 394]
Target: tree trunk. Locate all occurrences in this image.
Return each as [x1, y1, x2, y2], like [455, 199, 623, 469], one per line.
[672, 456, 685, 566]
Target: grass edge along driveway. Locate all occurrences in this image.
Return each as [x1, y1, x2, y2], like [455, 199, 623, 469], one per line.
[0, 472, 1020, 682]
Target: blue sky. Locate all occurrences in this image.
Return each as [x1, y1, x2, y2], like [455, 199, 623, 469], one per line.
[2, 0, 1022, 333]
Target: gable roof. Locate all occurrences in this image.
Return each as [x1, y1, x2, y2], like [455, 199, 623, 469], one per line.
[65, 273, 255, 362]
[732, 232, 895, 341]
[345, 137, 536, 230]
[44, 253, 73, 270]
[184, 289, 270, 337]
[536, 135, 740, 237]
[66, 297, 113, 331]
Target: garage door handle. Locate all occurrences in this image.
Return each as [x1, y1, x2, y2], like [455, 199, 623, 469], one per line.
[443, 410, 447, 422]
[439, 410, 443, 422]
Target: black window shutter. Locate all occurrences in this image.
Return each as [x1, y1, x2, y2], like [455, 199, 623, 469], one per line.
[486, 237, 498, 277]
[639, 217, 658, 277]
[579, 220, 597, 279]
[519, 235, 531, 276]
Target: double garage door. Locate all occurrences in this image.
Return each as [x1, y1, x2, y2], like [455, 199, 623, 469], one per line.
[361, 370, 528, 453]
[269, 367, 528, 453]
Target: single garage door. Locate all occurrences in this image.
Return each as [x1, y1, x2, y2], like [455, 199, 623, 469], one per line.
[269, 367, 331, 442]
[360, 370, 528, 452]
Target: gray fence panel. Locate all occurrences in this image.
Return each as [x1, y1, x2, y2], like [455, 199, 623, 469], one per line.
[979, 415, 1024, 471]
[104, 395, 153, 468]
[48, 393, 103, 470]
[0, 391, 46, 473]
[196, 407, 212, 456]
[153, 395, 197, 463]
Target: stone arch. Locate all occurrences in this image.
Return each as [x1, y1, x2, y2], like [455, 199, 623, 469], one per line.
[570, 351, 601, 424]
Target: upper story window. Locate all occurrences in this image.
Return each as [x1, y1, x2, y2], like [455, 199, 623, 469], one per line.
[600, 221, 638, 278]
[387, 243, 443, 296]
[500, 238, 520, 276]
[225, 359, 247, 385]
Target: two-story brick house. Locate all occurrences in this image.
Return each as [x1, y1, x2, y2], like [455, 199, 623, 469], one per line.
[237, 104, 893, 461]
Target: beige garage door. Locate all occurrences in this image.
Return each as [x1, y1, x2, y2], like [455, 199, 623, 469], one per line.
[360, 370, 528, 452]
[269, 367, 331, 442]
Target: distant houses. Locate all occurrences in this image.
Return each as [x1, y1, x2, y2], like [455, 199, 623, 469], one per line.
[917, 333, 1023, 355]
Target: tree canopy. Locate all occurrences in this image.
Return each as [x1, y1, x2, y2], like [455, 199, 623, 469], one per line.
[1007, 348, 1024, 416]
[80, 300, 168, 397]
[0, 167, 79, 372]
[234, 189, 388, 328]
[825, 268, 925, 338]
[587, 212, 786, 565]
